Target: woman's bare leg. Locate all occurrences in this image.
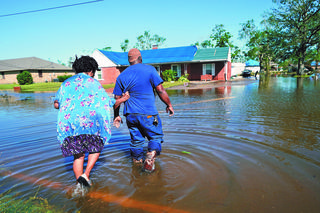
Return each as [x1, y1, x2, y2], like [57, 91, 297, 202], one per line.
[73, 153, 85, 180]
[84, 152, 100, 181]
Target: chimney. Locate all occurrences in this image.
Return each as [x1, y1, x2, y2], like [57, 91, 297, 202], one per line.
[152, 44, 158, 49]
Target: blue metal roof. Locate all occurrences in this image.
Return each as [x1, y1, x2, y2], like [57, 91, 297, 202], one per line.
[99, 46, 198, 66]
[245, 59, 260, 67]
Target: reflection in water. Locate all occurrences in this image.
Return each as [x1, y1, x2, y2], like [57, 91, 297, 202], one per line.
[258, 73, 271, 89]
[1, 77, 320, 213]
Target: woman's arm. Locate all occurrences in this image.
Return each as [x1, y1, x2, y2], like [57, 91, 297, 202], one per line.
[113, 91, 129, 128]
[114, 91, 129, 109]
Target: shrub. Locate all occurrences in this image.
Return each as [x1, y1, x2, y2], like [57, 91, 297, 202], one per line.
[17, 71, 33, 85]
[162, 69, 177, 82]
[57, 75, 73, 82]
[178, 74, 189, 82]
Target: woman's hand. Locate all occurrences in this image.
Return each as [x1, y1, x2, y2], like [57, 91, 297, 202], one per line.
[113, 116, 122, 128]
[121, 91, 130, 102]
[54, 100, 59, 109]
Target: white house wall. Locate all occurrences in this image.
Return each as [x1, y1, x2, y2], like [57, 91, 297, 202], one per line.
[231, 63, 245, 76]
[91, 49, 117, 68]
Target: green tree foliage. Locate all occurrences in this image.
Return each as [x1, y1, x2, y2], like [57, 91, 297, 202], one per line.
[305, 43, 320, 70]
[102, 46, 112, 51]
[120, 31, 166, 51]
[210, 24, 233, 47]
[135, 31, 166, 50]
[267, 0, 320, 74]
[17, 71, 33, 85]
[239, 19, 273, 74]
[192, 24, 241, 61]
[120, 39, 129, 52]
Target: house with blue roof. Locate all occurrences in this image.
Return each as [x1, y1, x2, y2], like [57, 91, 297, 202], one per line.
[91, 45, 231, 84]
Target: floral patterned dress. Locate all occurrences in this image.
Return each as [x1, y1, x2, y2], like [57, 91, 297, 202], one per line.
[53, 73, 115, 157]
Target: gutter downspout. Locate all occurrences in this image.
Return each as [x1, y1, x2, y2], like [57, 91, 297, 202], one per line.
[224, 61, 227, 82]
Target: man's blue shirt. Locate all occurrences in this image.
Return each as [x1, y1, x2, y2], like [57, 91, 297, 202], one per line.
[113, 63, 163, 115]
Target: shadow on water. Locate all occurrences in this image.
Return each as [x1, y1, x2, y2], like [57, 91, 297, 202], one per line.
[1, 77, 320, 212]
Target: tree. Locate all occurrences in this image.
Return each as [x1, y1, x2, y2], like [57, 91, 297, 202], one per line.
[192, 24, 241, 61]
[120, 39, 129, 52]
[135, 31, 166, 50]
[267, 0, 320, 74]
[239, 19, 273, 74]
[210, 24, 233, 47]
[102, 46, 112, 51]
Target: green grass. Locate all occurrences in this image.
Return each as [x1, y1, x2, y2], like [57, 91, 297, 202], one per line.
[102, 83, 115, 89]
[21, 82, 63, 92]
[0, 193, 64, 213]
[0, 81, 183, 92]
[162, 81, 185, 88]
[0, 82, 62, 92]
[0, 84, 18, 90]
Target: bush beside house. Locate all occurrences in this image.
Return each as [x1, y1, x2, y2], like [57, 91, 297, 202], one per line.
[17, 71, 33, 85]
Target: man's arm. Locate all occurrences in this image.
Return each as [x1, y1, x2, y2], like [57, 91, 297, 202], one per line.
[155, 84, 174, 116]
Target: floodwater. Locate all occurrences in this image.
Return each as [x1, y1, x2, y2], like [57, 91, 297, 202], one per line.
[0, 76, 320, 213]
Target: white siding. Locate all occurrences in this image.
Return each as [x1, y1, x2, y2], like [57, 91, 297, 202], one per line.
[91, 49, 117, 68]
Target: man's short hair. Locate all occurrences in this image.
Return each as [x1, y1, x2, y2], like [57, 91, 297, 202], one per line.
[128, 48, 142, 63]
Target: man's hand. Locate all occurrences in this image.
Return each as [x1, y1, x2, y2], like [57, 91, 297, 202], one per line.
[166, 105, 174, 116]
[113, 116, 122, 128]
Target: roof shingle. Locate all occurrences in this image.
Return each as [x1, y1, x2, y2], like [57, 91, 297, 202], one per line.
[0, 57, 71, 72]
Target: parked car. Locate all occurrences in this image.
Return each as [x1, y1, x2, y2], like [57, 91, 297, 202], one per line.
[242, 69, 252, 77]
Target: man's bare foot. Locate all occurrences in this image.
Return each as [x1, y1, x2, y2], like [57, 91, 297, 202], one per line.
[133, 158, 143, 164]
[144, 151, 156, 172]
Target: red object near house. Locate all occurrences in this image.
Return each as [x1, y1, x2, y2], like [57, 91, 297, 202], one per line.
[14, 86, 21, 92]
[201, 74, 213, 81]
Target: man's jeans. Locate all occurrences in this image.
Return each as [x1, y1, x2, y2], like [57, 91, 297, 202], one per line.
[126, 114, 164, 160]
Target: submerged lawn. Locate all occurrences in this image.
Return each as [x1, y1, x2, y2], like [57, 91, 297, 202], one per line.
[0, 81, 183, 92]
[0, 193, 64, 213]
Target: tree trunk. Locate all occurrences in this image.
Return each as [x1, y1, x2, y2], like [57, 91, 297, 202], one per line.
[259, 54, 264, 73]
[265, 56, 270, 75]
[298, 56, 305, 75]
[316, 45, 320, 71]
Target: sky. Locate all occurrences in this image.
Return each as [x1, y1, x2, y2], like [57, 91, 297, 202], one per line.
[0, 0, 277, 65]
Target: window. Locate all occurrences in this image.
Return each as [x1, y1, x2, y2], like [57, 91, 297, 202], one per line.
[1, 72, 4, 79]
[96, 70, 102, 80]
[154, 66, 161, 75]
[171, 64, 181, 77]
[202, 63, 215, 75]
[38, 70, 43, 78]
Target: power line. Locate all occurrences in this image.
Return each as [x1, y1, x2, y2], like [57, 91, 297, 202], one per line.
[0, 0, 104, 18]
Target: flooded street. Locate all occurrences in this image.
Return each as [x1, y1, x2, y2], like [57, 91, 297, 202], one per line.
[1, 76, 320, 213]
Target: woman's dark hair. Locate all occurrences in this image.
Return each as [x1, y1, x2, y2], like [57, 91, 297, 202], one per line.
[72, 55, 99, 74]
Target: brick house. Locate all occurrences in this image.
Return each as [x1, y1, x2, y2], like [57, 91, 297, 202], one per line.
[91, 46, 231, 84]
[0, 57, 73, 84]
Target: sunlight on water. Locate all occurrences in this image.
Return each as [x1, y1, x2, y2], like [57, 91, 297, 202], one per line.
[1, 77, 320, 212]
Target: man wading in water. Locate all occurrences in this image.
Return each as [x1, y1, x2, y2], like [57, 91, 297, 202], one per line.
[113, 48, 174, 172]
